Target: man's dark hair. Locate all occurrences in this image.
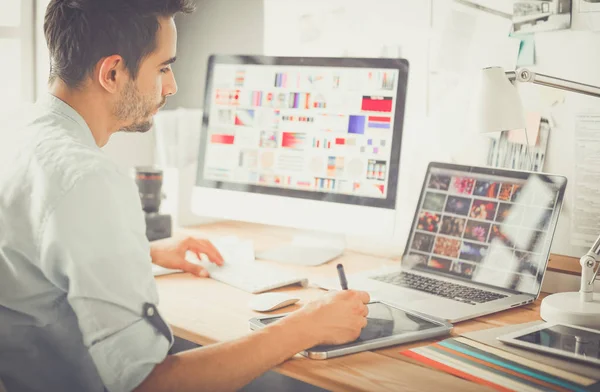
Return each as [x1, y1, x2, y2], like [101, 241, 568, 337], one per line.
[44, 0, 195, 88]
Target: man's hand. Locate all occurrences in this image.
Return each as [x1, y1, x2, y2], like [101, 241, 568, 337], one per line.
[283, 290, 370, 346]
[150, 237, 224, 277]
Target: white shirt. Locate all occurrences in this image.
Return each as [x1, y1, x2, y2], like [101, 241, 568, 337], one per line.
[0, 95, 172, 392]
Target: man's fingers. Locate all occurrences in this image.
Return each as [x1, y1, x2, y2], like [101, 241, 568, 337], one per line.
[356, 290, 371, 304]
[185, 238, 224, 265]
[361, 304, 369, 317]
[181, 260, 209, 277]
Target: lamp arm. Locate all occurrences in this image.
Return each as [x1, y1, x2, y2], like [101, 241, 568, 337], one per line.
[579, 234, 600, 302]
[504, 68, 600, 99]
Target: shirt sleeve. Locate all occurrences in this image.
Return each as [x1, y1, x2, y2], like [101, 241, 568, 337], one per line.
[38, 169, 173, 392]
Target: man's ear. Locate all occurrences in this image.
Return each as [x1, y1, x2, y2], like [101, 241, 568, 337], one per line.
[97, 55, 126, 93]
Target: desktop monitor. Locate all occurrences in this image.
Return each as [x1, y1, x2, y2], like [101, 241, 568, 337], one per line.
[192, 55, 409, 265]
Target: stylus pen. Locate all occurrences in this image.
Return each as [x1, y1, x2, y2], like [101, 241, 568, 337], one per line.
[337, 263, 348, 290]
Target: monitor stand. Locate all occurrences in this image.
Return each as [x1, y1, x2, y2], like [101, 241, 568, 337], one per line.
[256, 232, 346, 266]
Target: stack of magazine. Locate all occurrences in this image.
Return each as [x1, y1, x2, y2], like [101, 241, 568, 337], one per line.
[400, 321, 600, 392]
[487, 119, 550, 173]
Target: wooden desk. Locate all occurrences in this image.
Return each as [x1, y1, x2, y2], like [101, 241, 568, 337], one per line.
[156, 221, 544, 392]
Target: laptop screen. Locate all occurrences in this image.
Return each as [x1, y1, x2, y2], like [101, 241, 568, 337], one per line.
[404, 163, 567, 296]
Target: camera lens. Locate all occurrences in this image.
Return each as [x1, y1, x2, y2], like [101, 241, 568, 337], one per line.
[134, 166, 163, 213]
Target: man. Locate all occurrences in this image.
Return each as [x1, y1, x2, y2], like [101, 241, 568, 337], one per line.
[0, 1, 370, 391]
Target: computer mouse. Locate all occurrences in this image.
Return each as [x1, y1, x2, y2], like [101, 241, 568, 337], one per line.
[248, 292, 300, 312]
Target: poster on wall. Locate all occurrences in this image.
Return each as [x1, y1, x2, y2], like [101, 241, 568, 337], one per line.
[572, 0, 600, 30]
[512, 0, 572, 35]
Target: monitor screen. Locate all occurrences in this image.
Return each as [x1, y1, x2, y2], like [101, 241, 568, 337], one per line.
[404, 163, 567, 296]
[196, 55, 408, 210]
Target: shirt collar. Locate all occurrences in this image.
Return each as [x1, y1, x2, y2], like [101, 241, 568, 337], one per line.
[38, 93, 98, 148]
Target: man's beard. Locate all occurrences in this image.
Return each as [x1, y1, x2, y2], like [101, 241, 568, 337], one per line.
[114, 81, 165, 133]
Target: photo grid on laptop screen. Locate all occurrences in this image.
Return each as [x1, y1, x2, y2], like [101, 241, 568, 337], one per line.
[405, 166, 562, 295]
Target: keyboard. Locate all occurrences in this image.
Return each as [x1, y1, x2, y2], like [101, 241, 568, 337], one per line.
[151, 236, 307, 293]
[371, 271, 507, 305]
[152, 264, 181, 276]
[201, 261, 308, 294]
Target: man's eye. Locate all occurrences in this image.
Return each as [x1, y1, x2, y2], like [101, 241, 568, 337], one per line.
[160, 67, 170, 74]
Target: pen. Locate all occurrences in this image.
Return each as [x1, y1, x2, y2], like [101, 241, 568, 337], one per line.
[337, 263, 348, 290]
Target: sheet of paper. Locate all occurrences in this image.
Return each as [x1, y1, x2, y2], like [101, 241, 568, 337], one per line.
[507, 112, 541, 146]
[430, 1, 515, 73]
[428, 0, 517, 114]
[430, 2, 478, 74]
[571, 113, 600, 247]
[466, 33, 520, 71]
[572, 0, 600, 31]
[516, 35, 535, 66]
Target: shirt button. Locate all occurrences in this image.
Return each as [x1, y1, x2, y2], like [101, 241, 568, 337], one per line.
[146, 306, 155, 317]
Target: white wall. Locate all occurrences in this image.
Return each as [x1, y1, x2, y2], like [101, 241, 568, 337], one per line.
[263, 0, 434, 252]
[167, 0, 265, 110]
[33, 0, 600, 257]
[263, 0, 600, 258]
[422, 9, 600, 259]
[424, 5, 600, 258]
[522, 30, 600, 258]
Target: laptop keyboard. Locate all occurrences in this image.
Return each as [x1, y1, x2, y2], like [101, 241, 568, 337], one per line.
[371, 271, 507, 305]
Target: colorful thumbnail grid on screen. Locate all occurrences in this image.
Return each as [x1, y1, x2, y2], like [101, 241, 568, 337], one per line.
[407, 170, 558, 294]
[203, 64, 400, 200]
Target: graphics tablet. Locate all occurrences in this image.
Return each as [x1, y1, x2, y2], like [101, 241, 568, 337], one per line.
[498, 322, 600, 367]
[249, 301, 452, 359]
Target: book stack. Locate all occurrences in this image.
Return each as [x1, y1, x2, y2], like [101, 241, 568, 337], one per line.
[400, 322, 600, 392]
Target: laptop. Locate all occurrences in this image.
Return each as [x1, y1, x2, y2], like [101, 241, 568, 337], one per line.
[318, 162, 567, 323]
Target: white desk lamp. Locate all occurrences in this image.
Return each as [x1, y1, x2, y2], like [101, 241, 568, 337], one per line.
[473, 66, 600, 329]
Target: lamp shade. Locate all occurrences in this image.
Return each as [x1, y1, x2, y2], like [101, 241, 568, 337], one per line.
[473, 67, 526, 133]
